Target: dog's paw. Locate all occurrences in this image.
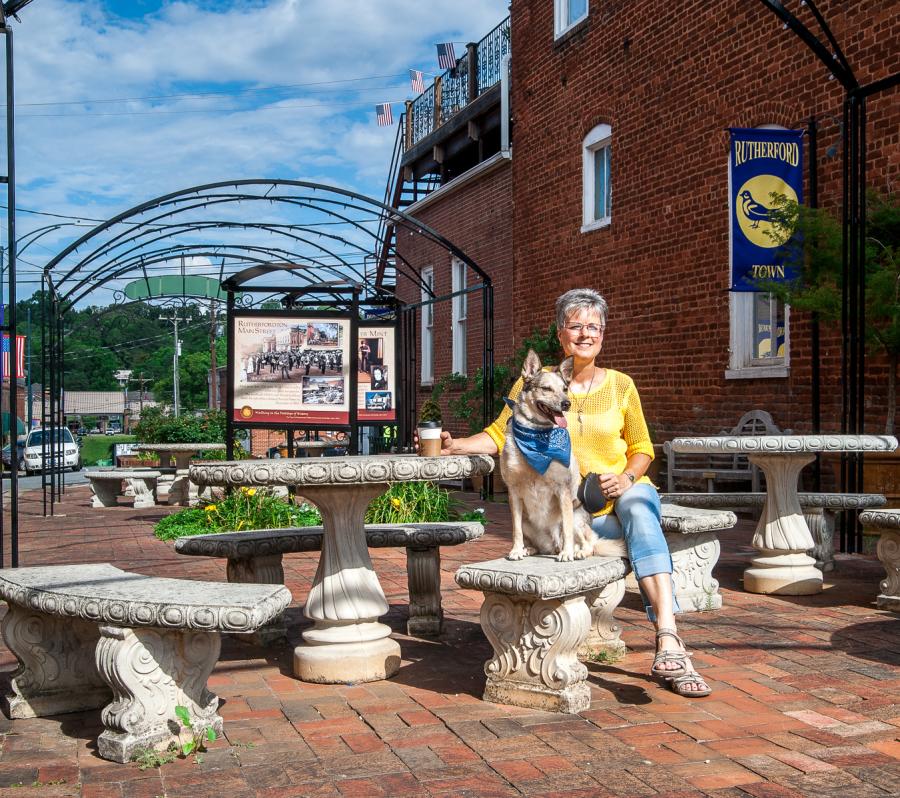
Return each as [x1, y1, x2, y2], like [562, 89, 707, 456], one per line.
[524, 546, 537, 556]
[573, 548, 587, 560]
[507, 546, 528, 561]
[556, 548, 575, 562]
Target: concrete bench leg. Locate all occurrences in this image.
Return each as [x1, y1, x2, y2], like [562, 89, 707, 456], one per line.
[226, 555, 287, 644]
[667, 531, 722, 612]
[96, 625, 223, 764]
[876, 530, 900, 611]
[480, 591, 591, 713]
[91, 480, 121, 508]
[128, 477, 158, 509]
[0, 605, 112, 718]
[169, 472, 191, 506]
[805, 508, 836, 573]
[406, 546, 442, 635]
[580, 578, 626, 658]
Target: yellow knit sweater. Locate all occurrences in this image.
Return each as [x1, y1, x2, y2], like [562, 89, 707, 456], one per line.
[484, 368, 655, 516]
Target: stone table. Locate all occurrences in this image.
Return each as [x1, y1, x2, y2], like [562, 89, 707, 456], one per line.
[189, 454, 494, 684]
[669, 434, 897, 595]
[134, 443, 227, 504]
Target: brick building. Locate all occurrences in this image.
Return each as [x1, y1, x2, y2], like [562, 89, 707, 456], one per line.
[391, 2, 898, 441]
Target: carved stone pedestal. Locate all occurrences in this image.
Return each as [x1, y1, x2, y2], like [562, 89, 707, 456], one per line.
[580, 579, 626, 659]
[96, 625, 223, 763]
[1, 606, 111, 718]
[128, 474, 159, 509]
[860, 511, 900, 612]
[667, 531, 722, 612]
[456, 555, 628, 714]
[88, 477, 121, 508]
[804, 507, 836, 573]
[407, 548, 443, 635]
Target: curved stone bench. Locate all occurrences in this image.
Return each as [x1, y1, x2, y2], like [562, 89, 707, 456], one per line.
[663, 492, 886, 572]
[859, 509, 900, 612]
[175, 521, 484, 638]
[0, 563, 291, 763]
[455, 555, 629, 713]
[84, 469, 162, 509]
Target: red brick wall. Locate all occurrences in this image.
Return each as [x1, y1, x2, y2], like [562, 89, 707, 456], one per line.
[396, 160, 514, 437]
[510, 0, 900, 439]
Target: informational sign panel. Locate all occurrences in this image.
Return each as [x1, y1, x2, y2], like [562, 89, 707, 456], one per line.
[232, 313, 352, 425]
[356, 324, 397, 422]
[729, 127, 804, 291]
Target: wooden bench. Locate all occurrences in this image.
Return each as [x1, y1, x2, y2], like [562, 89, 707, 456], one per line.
[663, 492, 886, 572]
[859, 510, 900, 612]
[663, 410, 787, 492]
[84, 469, 162, 509]
[455, 555, 629, 713]
[0, 564, 290, 763]
[175, 521, 484, 639]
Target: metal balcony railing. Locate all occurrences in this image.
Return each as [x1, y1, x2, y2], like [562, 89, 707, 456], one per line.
[404, 16, 510, 152]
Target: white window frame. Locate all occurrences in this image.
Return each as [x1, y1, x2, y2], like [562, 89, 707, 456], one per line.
[726, 123, 790, 379]
[421, 266, 434, 384]
[451, 258, 467, 376]
[581, 123, 611, 232]
[554, 0, 589, 39]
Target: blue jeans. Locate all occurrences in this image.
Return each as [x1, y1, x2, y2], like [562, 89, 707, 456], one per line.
[590, 483, 680, 621]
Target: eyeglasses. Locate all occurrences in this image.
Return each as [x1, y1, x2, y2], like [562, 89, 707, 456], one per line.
[564, 323, 603, 336]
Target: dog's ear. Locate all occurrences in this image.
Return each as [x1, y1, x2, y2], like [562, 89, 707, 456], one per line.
[521, 349, 541, 381]
[558, 356, 575, 385]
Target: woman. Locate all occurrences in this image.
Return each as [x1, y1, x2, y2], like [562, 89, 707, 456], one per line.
[435, 288, 710, 697]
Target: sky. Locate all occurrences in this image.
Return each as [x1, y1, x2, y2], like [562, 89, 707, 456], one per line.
[1, 0, 509, 302]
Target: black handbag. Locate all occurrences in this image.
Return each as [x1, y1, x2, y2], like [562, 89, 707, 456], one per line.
[577, 472, 606, 514]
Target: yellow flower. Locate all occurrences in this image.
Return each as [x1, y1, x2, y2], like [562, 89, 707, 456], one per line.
[390, 497, 402, 509]
[246, 488, 256, 497]
[205, 504, 217, 512]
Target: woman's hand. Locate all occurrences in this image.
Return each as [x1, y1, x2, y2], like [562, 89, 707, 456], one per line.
[413, 430, 455, 455]
[598, 472, 632, 500]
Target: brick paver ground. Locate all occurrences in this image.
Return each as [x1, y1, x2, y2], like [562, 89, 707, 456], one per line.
[0, 486, 897, 797]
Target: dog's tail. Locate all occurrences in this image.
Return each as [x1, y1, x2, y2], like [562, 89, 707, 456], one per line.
[591, 537, 628, 558]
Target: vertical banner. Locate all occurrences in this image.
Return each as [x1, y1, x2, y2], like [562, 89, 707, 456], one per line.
[232, 313, 351, 425]
[1, 334, 26, 379]
[730, 128, 804, 291]
[356, 324, 397, 422]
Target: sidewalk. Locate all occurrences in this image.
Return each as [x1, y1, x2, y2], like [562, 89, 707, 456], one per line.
[0, 486, 897, 797]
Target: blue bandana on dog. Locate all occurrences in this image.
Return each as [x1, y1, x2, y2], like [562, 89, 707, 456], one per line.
[505, 398, 572, 475]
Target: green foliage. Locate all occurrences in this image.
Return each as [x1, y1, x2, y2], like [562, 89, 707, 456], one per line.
[154, 487, 323, 540]
[132, 706, 216, 769]
[364, 481, 452, 524]
[133, 406, 227, 444]
[132, 747, 178, 770]
[417, 398, 443, 424]
[80, 434, 135, 466]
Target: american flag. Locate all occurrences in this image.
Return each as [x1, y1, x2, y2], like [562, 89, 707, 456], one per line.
[375, 102, 393, 126]
[436, 42, 456, 70]
[1, 335, 26, 380]
[409, 69, 425, 93]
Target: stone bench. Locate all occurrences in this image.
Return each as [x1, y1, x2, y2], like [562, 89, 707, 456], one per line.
[455, 555, 629, 713]
[84, 469, 162, 509]
[175, 521, 484, 639]
[663, 492, 886, 572]
[0, 564, 290, 763]
[859, 509, 900, 612]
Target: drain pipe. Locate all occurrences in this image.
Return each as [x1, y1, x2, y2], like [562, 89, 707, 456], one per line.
[501, 54, 511, 154]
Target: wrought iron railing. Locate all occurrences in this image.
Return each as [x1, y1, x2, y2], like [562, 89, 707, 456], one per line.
[404, 15, 510, 151]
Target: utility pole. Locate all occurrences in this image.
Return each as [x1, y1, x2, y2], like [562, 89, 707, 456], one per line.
[162, 312, 181, 417]
[209, 298, 217, 409]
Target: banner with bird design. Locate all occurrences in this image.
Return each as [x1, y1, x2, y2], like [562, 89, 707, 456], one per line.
[729, 128, 804, 291]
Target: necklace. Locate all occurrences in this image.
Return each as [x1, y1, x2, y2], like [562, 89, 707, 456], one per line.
[573, 367, 598, 432]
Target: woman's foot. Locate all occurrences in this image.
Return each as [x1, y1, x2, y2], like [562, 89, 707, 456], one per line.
[652, 627, 710, 696]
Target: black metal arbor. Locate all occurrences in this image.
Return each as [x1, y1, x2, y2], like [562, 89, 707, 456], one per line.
[1, 179, 494, 563]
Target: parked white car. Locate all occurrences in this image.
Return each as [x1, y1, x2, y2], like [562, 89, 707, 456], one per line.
[22, 427, 81, 474]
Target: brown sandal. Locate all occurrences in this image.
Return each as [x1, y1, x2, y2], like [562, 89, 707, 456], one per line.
[650, 627, 689, 679]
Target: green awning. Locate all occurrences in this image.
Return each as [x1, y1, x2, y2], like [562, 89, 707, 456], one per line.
[0, 413, 26, 436]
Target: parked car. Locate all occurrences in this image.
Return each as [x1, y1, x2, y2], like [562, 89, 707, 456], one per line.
[22, 427, 81, 474]
[1, 436, 26, 471]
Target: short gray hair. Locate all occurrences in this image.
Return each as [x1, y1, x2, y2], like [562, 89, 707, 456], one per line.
[555, 289, 608, 331]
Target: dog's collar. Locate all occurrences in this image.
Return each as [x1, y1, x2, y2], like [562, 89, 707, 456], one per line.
[510, 418, 572, 475]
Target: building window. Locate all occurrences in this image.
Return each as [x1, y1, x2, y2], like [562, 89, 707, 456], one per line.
[582, 123, 611, 232]
[451, 258, 467, 376]
[726, 124, 790, 379]
[554, 0, 588, 38]
[421, 266, 434, 384]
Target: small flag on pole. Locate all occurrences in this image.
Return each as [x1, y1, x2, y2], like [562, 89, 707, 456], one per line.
[1, 335, 26, 380]
[375, 102, 393, 126]
[409, 69, 425, 93]
[436, 42, 456, 70]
